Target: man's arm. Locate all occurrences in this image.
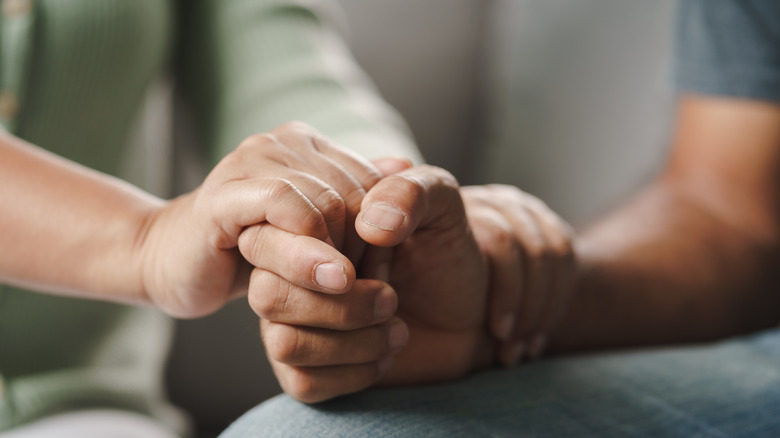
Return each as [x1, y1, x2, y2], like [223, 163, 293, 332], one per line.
[550, 95, 780, 352]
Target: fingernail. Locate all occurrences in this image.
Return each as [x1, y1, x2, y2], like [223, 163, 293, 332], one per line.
[496, 314, 514, 340]
[374, 286, 397, 320]
[528, 334, 548, 360]
[388, 319, 409, 351]
[314, 262, 347, 291]
[361, 203, 406, 231]
[502, 342, 525, 367]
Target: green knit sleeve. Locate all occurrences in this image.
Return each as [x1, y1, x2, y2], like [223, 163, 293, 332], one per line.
[175, 0, 423, 166]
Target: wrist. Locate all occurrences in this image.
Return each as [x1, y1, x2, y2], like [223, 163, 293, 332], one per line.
[92, 195, 166, 307]
[131, 194, 194, 314]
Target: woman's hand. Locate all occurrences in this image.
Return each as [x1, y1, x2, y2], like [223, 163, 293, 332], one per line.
[138, 122, 387, 318]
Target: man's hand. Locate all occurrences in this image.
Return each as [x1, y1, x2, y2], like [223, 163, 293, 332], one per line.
[461, 185, 577, 365]
[357, 166, 493, 384]
[256, 165, 493, 401]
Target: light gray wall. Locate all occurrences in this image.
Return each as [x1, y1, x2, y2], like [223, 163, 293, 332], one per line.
[339, 0, 676, 226]
[335, 0, 486, 180]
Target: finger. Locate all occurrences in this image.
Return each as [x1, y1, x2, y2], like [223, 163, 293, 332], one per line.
[274, 124, 382, 259]
[507, 205, 551, 340]
[272, 122, 384, 195]
[238, 224, 355, 293]
[302, 154, 368, 263]
[513, 204, 575, 360]
[290, 172, 350, 251]
[307, 133, 385, 191]
[463, 190, 531, 366]
[261, 317, 408, 367]
[269, 358, 394, 404]
[356, 165, 466, 247]
[466, 207, 524, 341]
[227, 129, 357, 251]
[249, 271, 397, 329]
[202, 175, 333, 248]
[528, 207, 577, 336]
[371, 157, 414, 177]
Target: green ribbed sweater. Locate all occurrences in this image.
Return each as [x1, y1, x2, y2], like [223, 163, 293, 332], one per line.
[0, 0, 419, 433]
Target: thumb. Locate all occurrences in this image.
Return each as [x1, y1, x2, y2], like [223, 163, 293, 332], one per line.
[356, 165, 467, 247]
[370, 157, 414, 177]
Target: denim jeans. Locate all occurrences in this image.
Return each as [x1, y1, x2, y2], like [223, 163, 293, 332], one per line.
[220, 329, 780, 437]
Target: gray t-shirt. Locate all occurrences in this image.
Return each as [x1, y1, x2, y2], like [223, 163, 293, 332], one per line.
[675, 0, 780, 103]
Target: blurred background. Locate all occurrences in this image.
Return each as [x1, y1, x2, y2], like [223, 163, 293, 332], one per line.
[119, 0, 678, 435]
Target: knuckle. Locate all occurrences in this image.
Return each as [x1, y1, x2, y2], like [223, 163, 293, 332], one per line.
[248, 273, 290, 320]
[299, 207, 329, 239]
[309, 134, 332, 153]
[333, 302, 351, 328]
[486, 183, 514, 193]
[393, 174, 427, 201]
[262, 178, 329, 237]
[263, 178, 298, 204]
[313, 188, 346, 222]
[284, 370, 321, 403]
[358, 166, 383, 190]
[388, 174, 428, 210]
[523, 237, 550, 265]
[486, 183, 521, 199]
[273, 122, 321, 149]
[275, 120, 314, 135]
[243, 132, 277, 147]
[420, 164, 460, 190]
[551, 236, 575, 260]
[525, 193, 551, 213]
[233, 133, 279, 158]
[331, 299, 371, 330]
[482, 222, 515, 249]
[239, 225, 267, 263]
[264, 324, 304, 363]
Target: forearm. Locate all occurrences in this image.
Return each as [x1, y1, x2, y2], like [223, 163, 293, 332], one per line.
[550, 178, 780, 353]
[177, 0, 423, 166]
[0, 131, 163, 303]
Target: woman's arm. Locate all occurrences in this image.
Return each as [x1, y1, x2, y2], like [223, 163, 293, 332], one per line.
[0, 129, 160, 303]
[0, 122, 394, 320]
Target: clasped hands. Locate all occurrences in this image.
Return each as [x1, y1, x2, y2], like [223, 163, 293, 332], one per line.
[139, 122, 576, 403]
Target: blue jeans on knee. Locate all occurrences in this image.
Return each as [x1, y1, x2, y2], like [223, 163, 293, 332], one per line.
[220, 329, 780, 437]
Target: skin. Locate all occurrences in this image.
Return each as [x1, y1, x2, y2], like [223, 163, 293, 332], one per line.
[253, 166, 575, 402]
[550, 95, 780, 352]
[0, 122, 389, 319]
[254, 94, 780, 403]
[252, 165, 493, 401]
[0, 117, 573, 403]
[462, 185, 577, 363]
[11, 70, 775, 412]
